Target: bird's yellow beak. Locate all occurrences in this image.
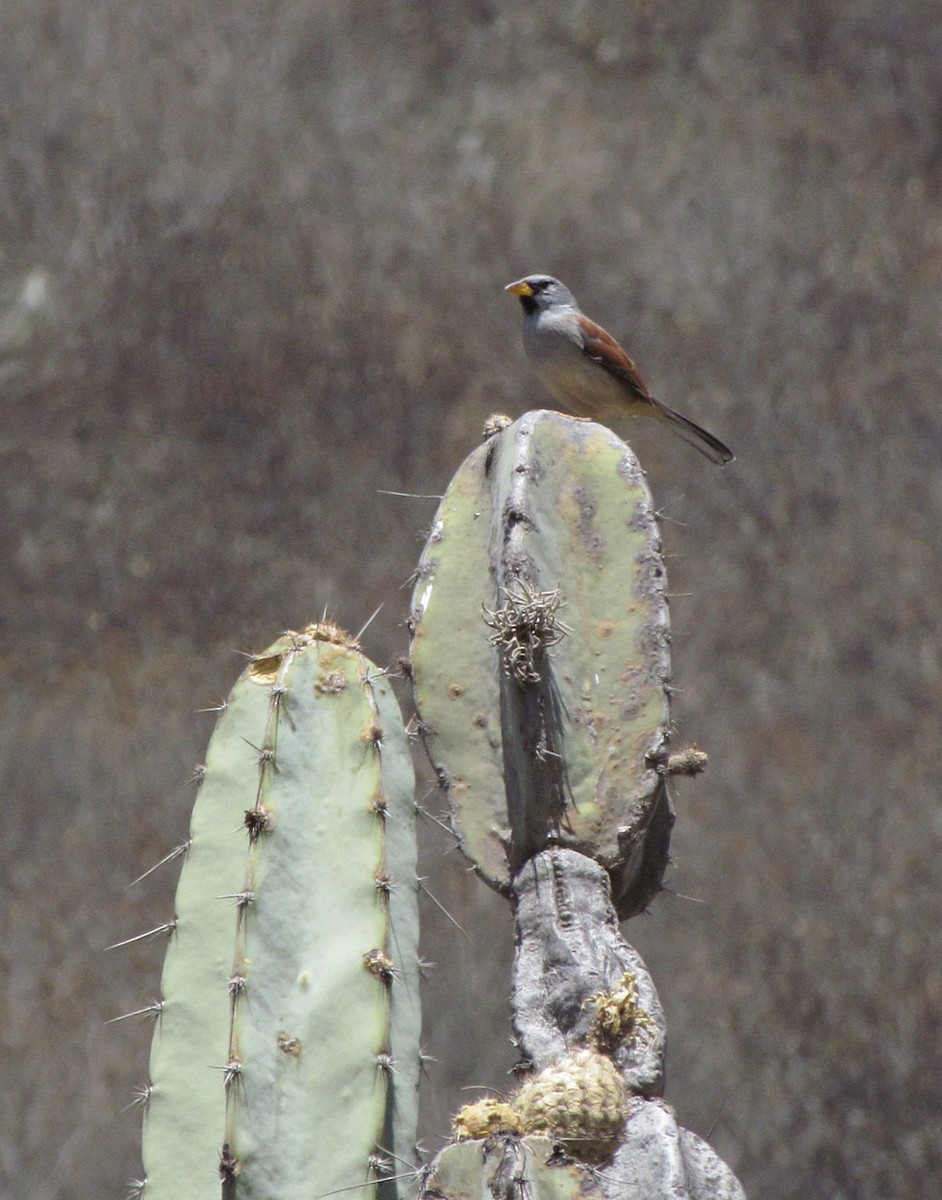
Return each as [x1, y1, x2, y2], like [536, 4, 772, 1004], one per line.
[504, 279, 534, 297]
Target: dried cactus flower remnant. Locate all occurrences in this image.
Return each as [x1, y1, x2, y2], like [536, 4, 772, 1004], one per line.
[483, 582, 572, 684]
[453, 1099, 522, 1140]
[587, 971, 657, 1054]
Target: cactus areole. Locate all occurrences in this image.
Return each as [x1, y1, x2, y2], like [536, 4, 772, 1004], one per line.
[410, 411, 674, 919]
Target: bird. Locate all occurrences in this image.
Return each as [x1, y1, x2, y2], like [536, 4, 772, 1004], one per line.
[505, 274, 734, 465]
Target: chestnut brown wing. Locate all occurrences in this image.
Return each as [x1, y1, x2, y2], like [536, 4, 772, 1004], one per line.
[575, 314, 654, 403]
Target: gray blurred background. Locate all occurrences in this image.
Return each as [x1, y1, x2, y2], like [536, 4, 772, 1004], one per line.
[2, 3, 940, 1197]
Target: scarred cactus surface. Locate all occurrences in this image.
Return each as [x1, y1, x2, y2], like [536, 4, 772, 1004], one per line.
[410, 410, 673, 917]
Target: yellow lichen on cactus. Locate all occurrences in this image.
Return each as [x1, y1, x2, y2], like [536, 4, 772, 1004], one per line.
[453, 1099, 522, 1140]
[586, 971, 657, 1055]
[304, 620, 358, 647]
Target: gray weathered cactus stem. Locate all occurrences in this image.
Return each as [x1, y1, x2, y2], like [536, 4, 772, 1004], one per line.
[423, 848, 745, 1198]
[511, 849, 744, 1198]
[511, 849, 664, 1094]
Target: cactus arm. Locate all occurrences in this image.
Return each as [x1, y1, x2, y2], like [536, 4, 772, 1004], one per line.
[411, 412, 673, 917]
[143, 649, 273, 1198]
[139, 628, 420, 1200]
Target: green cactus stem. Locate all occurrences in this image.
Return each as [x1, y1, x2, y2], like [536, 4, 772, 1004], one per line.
[426, 1122, 744, 1200]
[135, 624, 420, 1200]
[410, 411, 674, 918]
[423, 1135, 606, 1200]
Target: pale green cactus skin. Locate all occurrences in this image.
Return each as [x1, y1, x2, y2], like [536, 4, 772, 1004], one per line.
[139, 626, 420, 1200]
[424, 1136, 605, 1200]
[410, 411, 673, 917]
[424, 1125, 745, 1200]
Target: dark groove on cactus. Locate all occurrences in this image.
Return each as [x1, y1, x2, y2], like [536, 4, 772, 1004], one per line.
[611, 781, 675, 917]
[219, 1144, 238, 1199]
[500, 660, 573, 875]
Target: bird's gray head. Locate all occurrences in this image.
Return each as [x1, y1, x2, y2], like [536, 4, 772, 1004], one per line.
[505, 274, 579, 316]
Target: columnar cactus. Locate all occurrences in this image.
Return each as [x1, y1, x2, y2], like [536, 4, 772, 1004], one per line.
[127, 624, 420, 1200]
[408, 412, 745, 1198]
[409, 409, 673, 918]
[118, 409, 746, 1200]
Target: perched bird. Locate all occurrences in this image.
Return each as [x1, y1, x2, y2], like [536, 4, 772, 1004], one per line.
[505, 274, 733, 465]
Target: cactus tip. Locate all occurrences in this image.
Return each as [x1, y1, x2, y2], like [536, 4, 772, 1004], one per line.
[482, 413, 513, 440]
[304, 620, 358, 648]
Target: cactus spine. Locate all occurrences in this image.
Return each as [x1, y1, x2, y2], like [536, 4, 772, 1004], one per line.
[136, 625, 420, 1199]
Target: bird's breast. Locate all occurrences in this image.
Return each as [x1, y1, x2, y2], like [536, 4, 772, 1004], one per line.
[523, 317, 635, 419]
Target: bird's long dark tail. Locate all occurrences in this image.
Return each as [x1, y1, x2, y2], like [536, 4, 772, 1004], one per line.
[659, 403, 735, 465]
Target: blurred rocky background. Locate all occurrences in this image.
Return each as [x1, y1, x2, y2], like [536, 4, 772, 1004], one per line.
[2, 3, 940, 1197]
